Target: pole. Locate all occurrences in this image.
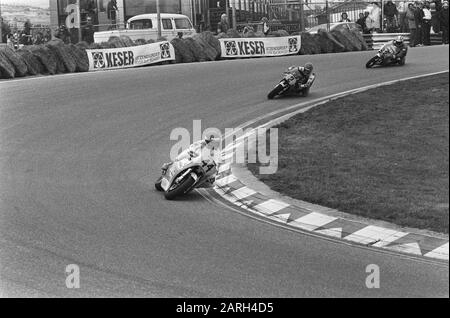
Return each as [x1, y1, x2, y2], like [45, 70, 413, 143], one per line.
[326, 0, 329, 32]
[0, 0, 3, 44]
[381, 0, 384, 32]
[156, 0, 162, 39]
[76, 0, 82, 42]
[299, 0, 304, 31]
[232, 0, 237, 29]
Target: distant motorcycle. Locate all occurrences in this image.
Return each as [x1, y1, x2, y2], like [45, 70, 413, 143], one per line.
[155, 139, 218, 200]
[366, 44, 406, 68]
[267, 70, 315, 99]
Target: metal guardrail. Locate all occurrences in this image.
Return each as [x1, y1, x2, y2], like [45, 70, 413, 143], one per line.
[363, 32, 410, 50]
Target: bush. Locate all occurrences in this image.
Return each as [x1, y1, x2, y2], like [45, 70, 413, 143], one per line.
[226, 29, 241, 38]
[269, 30, 289, 37]
[299, 32, 321, 55]
[0, 51, 16, 78]
[351, 30, 368, 51]
[0, 46, 28, 77]
[330, 30, 354, 52]
[119, 35, 135, 47]
[318, 30, 345, 53]
[199, 31, 221, 59]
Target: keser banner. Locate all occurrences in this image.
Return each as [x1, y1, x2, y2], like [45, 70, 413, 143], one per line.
[219, 36, 301, 58]
[87, 41, 175, 71]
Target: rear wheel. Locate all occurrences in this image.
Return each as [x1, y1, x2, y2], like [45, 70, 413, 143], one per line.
[366, 56, 378, 68]
[398, 57, 406, 66]
[164, 174, 196, 200]
[268, 83, 285, 99]
[301, 87, 310, 97]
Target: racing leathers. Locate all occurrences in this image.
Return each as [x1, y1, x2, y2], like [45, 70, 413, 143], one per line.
[379, 40, 408, 64]
[287, 66, 316, 94]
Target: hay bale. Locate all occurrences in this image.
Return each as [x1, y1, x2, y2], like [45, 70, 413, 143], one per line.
[46, 43, 77, 73]
[75, 41, 90, 50]
[199, 31, 221, 58]
[226, 29, 241, 38]
[183, 37, 207, 62]
[171, 38, 195, 63]
[351, 30, 368, 51]
[145, 39, 156, 44]
[120, 35, 135, 47]
[68, 44, 89, 72]
[16, 49, 43, 75]
[318, 30, 345, 53]
[134, 38, 147, 46]
[330, 30, 353, 51]
[339, 29, 361, 51]
[299, 32, 321, 55]
[25, 45, 57, 75]
[0, 46, 28, 77]
[192, 34, 218, 61]
[0, 51, 16, 78]
[269, 29, 289, 37]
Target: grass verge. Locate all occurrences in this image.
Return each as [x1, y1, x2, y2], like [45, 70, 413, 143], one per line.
[248, 73, 449, 233]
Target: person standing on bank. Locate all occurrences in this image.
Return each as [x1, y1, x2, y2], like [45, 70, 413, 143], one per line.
[107, 0, 118, 29]
[217, 14, 229, 34]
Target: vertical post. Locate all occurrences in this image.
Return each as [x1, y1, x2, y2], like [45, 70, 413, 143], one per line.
[156, 0, 162, 39]
[226, 0, 230, 24]
[0, 0, 3, 44]
[76, 0, 82, 42]
[381, 0, 384, 32]
[299, 0, 304, 31]
[326, 0, 329, 32]
[232, 0, 237, 29]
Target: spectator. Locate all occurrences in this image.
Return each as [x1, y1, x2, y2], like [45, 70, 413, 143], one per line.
[384, 1, 399, 32]
[261, 17, 270, 36]
[363, 11, 374, 33]
[440, 1, 449, 43]
[82, 16, 95, 44]
[217, 14, 229, 34]
[340, 12, 351, 22]
[107, 0, 118, 29]
[20, 19, 32, 45]
[55, 24, 71, 44]
[414, 2, 425, 46]
[406, 3, 418, 46]
[398, 1, 409, 32]
[422, 1, 432, 45]
[1, 17, 11, 43]
[367, 2, 382, 32]
[356, 12, 368, 33]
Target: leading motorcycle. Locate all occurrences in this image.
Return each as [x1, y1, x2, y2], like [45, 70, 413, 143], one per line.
[155, 141, 218, 200]
[267, 71, 315, 99]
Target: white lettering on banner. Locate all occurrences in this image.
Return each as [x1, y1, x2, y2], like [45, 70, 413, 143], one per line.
[86, 41, 175, 71]
[65, 4, 80, 29]
[220, 36, 301, 58]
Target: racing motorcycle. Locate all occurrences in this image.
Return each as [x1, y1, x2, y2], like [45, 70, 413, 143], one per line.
[155, 141, 218, 200]
[267, 71, 315, 99]
[366, 44, 406, 68]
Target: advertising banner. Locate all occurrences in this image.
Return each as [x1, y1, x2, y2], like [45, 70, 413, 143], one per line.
[87, 41, 175, 71]
[219, 36, 301, 58]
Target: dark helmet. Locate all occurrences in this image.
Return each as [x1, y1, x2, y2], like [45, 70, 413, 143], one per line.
[394, 35, 404, 47]
[304, 62, 314, 75]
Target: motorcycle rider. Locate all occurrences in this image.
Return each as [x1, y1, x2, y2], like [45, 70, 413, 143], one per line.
[380, 35, 408, 64]
[285, 62, 316, 95]
[161, 135, 220, 180]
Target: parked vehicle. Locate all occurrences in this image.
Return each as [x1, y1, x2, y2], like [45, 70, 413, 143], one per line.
[94, 13, 196, 43]
[306, 22, 362, 34]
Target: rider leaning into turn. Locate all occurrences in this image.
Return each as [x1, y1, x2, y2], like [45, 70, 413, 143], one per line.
[286, 62, 316, 94]
[381, 35, 408, 63]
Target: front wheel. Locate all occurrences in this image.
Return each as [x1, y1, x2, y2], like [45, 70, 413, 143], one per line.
[268, 83, 285, 99]
[366, 56, 379, 68]
[164, 174, 196, 200]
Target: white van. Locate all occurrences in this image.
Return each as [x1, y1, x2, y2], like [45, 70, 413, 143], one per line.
[94, 13, 196, 43]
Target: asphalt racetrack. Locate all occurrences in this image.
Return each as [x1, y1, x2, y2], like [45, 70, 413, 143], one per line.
[0, 45, 448, 297]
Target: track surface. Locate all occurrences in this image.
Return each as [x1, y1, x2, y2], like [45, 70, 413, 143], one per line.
[0, 46, 448, 297]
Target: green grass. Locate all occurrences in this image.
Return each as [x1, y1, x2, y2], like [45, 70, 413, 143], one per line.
[248, 73, 449, 233]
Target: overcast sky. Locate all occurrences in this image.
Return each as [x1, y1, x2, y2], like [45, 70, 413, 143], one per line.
[1, 0, 50, 8]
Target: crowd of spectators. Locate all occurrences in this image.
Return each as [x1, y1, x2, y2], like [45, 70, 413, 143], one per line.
[350, 1, 448, 45]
